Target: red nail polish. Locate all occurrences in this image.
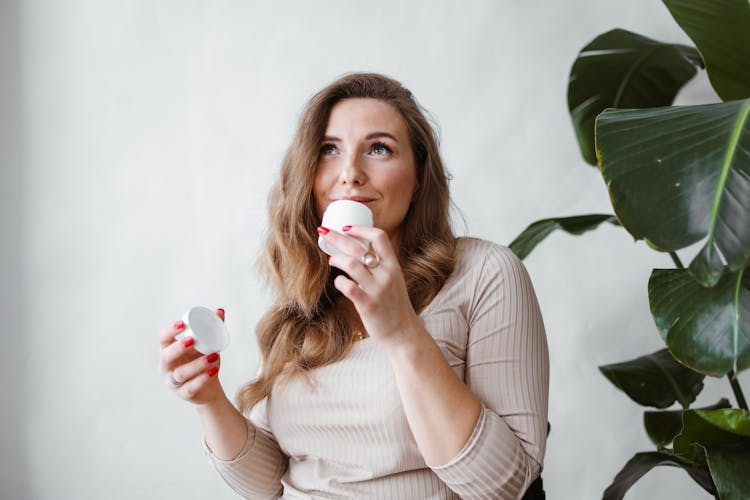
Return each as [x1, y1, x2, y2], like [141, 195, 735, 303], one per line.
[207, 366, 219, 378]
[342, 225, 352, 232]
[182, 337, 195, 348]
[174, 320, 185, 329]
[317, 226, 330, 235]
[206, 352, 219, 364]
[327, 255, 332, 263]
[217, 308, 225, 315]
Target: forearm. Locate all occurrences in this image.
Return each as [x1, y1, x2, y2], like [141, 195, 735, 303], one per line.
[196, 391, 250, 461]
[385, 322, 483, 466]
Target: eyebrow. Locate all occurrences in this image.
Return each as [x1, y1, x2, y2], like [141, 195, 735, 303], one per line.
[322, 132, 398, 142]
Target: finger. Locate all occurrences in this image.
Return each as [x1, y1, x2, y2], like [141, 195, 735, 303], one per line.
[333, 274, 370, 305]
[328, 251, 377, 287]
[337, 225, 395, 259]
[216, 308, 225, 322]
[318, 226, 369, 257]
[170, 351, 221, 390]
[176, 364, 220, 399]
[160, 336, 202, 375]
[158, 320, 187, 348]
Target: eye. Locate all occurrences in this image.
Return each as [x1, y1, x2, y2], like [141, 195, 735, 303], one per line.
[320, 143, 338, 156]
[370, 142, 392, 156]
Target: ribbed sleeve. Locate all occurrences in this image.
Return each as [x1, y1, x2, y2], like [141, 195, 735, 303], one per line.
[428, 405, 530, 498]
[204, 417, 287, 499]
[427, 242, 549, 499]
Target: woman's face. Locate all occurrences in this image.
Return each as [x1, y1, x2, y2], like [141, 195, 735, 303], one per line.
[313, 98, 418, 246]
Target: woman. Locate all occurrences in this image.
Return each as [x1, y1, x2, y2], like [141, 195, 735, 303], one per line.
[158, 73, 549, 499]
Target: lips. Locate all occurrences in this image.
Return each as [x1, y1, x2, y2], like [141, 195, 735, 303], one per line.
[334, 196, 375, 203]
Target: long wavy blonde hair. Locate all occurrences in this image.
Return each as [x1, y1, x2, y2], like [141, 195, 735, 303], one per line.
[237, 73, 456, 413]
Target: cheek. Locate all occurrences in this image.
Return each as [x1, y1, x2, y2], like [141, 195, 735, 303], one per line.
[312, 169, 334, 218]
[313, 162, 336, 189]
[388, 173, 417, 206]
[378, 177, 416, 227]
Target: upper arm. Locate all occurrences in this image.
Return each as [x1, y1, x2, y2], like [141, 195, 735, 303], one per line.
[465, 244, 549, 468]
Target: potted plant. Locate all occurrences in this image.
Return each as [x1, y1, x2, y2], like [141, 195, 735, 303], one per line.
[509, 0, 750, 498]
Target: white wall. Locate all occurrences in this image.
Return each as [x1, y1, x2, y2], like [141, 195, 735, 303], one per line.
[3, 1, 746, 498]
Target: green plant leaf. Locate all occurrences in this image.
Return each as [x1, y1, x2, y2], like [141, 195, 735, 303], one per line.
[663, 0, 750, 101]
[508, 214, 619, 260]
[705, 445, 750, 500]
[674, 408, 750, 460]
[568, 28, 700, 165]
[644, 399, 731, 448]
[599, 348, 704, 408]
[602, 451, 715, 499]
[596, 99, 750, 286]
[649, 268, 750, 376]
[673, 408, 750, 499]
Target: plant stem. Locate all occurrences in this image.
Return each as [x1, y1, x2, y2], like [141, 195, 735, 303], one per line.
[669, 251, 684, 269]
[727, 370, 748, 411]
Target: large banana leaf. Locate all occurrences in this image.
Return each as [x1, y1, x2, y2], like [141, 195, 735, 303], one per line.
[606, 409, 750, 499]
[663, 0, 750, 101]
[602, 451, 715, 499]
[675, 409, 750, 451]
[596, 99, 750, 286]
[673, 408, 750, 500]
[599, 348, 704, 409]
[568, 29, 700, 165]
[704, 446, 750, 500]
[508, 214, 619, 260]
[649, 268, 750, 376]
[644, 399, 731, 448]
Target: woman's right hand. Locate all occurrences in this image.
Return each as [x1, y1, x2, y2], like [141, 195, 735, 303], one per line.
[159, 308, 225, 406]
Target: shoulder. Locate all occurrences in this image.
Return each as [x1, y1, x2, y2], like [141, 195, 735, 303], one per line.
[454, 237, 525, 277]
[451, 237, 536, 314]
[422, 237, 529, 316]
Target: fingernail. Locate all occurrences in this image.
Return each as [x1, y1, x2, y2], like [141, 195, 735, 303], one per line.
[317, 226, 330, 235]
[217, 308, 225, 315]
[342, 225, 351, 232]
[174, 320, 185, 329]
[206, 352, 219, 364]
[182, 337, 195, 348]
[207, 367, 219, 378]
[327, 256, 332, 263]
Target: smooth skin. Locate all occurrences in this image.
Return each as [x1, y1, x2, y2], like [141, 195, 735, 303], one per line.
[159, 97, 482, 466]
[313, 98, 418, 247]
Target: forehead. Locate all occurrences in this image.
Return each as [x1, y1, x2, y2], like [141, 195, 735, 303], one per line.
[325, 98, 408, 136]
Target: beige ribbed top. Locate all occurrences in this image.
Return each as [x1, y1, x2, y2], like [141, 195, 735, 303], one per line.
[206, 238, 549, 499]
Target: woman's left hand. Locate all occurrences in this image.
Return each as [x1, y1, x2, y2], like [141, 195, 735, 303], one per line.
[320, 225, 421, 348]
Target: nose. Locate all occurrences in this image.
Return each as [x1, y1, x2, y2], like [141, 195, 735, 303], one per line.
[338, 152, 366, 186]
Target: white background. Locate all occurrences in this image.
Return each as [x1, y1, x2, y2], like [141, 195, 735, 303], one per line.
[1, 1, 747, 499]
